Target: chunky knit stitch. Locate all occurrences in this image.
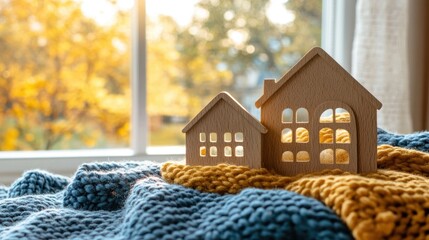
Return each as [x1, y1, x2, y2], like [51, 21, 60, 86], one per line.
[378, 128, 429, 151]
[0, 186, 7, 200]
[162, 129, 429, 240]
[1, 128, 429, 240]
[0, 161, 352, 240]
[8, 170, 70, 198]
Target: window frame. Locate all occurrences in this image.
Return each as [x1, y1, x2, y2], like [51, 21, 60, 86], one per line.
[0, 0, 356, 185]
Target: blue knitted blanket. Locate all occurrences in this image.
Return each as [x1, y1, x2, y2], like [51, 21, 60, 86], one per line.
[0, 128, 428, 239]
[0, 162, 352, 240]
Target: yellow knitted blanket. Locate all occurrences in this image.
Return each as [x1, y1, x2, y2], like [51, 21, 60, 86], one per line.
[162, 145, 429, 240]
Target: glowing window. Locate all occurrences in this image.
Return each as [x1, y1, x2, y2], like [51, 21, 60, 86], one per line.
[335, 108, 350, 123]
[296, 127, 309, 143]
[282, 151, 294, 162]
[336, 149, 350, 164]
[320, 149, 334, 164]
[319, 128, 333, 144]
[296, 151, 310, 162]
[200, 146, 206, 157]
[281, 128, 293, 143]
[336, 129, 351, 143]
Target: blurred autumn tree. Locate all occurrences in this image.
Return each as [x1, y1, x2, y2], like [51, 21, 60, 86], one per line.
[0, 0, 321, 150]
[0, 0, 133, 150]
[176, 0, 321, 115]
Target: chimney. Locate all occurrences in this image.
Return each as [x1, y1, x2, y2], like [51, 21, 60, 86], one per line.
[263, 79, 276, 95]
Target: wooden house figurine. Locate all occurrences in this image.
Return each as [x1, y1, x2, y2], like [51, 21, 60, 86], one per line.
[183, 47, 382, 176]
[183, 92, 267, 168]
[256, 47, 382, 175]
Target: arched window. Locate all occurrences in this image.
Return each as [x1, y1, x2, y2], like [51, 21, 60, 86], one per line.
[296, 108, 309, 123]
[320, 109, 333, 123]
[200, 147, 206, 157]
[320, 149, 334, 164]
[224, 146, 232, 157]
[296, 127, 309, 143]
[296, 151, 310, 162]
[235, 146, 244, 157]
[224, 132, 232, 142]
[210, 146, 217, 157]
[335, 108, 350, 123]
[282, 108, 293, 123]
[317, 104, 354, 167]
[199, 133, 206, 142]
[336, 129, 351, 143]
[319, 128, 333, 143]
[282, 151, 294, 162]
[281, 128, 293, 143]
[336, 149, 349, 164]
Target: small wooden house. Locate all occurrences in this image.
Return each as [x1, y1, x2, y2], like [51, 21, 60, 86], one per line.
[183, 92, 267, 168]
[255, 47, 382, 176]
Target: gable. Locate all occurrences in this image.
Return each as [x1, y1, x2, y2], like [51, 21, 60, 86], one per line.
[255, 47, 382, 110]
[183, 92, 267, 133]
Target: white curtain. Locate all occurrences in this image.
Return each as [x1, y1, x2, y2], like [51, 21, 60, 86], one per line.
[352, 0, 412, 133]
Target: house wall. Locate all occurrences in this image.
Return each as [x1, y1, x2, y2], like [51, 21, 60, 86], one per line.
[260, 55, 378, 175]
[186, 100, 262, 168]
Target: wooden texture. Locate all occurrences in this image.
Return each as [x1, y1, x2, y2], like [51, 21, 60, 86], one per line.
[256, 47, 381, 175]
[183, 92, 267, 168]
[184, 47, 381, 176]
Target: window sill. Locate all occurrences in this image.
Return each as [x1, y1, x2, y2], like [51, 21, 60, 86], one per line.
[0, 147, 185, 185]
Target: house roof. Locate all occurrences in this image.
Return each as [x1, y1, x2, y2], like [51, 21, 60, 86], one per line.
[182, 92, 268, 133]
[255, 47, 382, 109]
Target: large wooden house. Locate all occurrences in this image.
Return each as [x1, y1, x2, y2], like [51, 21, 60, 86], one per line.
[256, 47, 382, 175]
[183, 47, 382, 176]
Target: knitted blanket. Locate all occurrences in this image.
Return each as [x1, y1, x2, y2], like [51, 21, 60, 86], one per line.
[1, 129, 429, 240]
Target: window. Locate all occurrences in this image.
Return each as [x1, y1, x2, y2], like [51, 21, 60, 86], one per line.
[224, 146, 232, 157]
[199, 133, 206, 142]
[335, 149, 349, 164]
[282, 151, 294, 162]
[200, 146, 206, 157]
[210, 133, 217, 143]
[320, 109, 334, 123]
[282, 108, 293, 123]
[235, 146, 244, 157]
[318, 106, 352, 165]
[224, 132, 232, 142]
[296, 128, 309, 143]
[335, 108, 350, 123]
[281, 128, 293, 143]
[296, 108, 309, 123]
[296, 151, 310, 162]
[320, 149, 334, 164]
[210, 146, 217, 157]
[234, 132, 244, 142]
[319, 128, 333, 143]
[1, 0, 359, 181]
[336, 129, 351, 143]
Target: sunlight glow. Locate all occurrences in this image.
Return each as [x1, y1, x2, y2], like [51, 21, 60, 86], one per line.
[78, 0, 134, 26]
[266, 0, 296, 25]
[147, 0, 199, 27]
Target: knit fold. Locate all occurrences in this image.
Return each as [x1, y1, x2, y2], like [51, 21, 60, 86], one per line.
[63, 161, 160, 211]
[7, 170, 70, 198]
